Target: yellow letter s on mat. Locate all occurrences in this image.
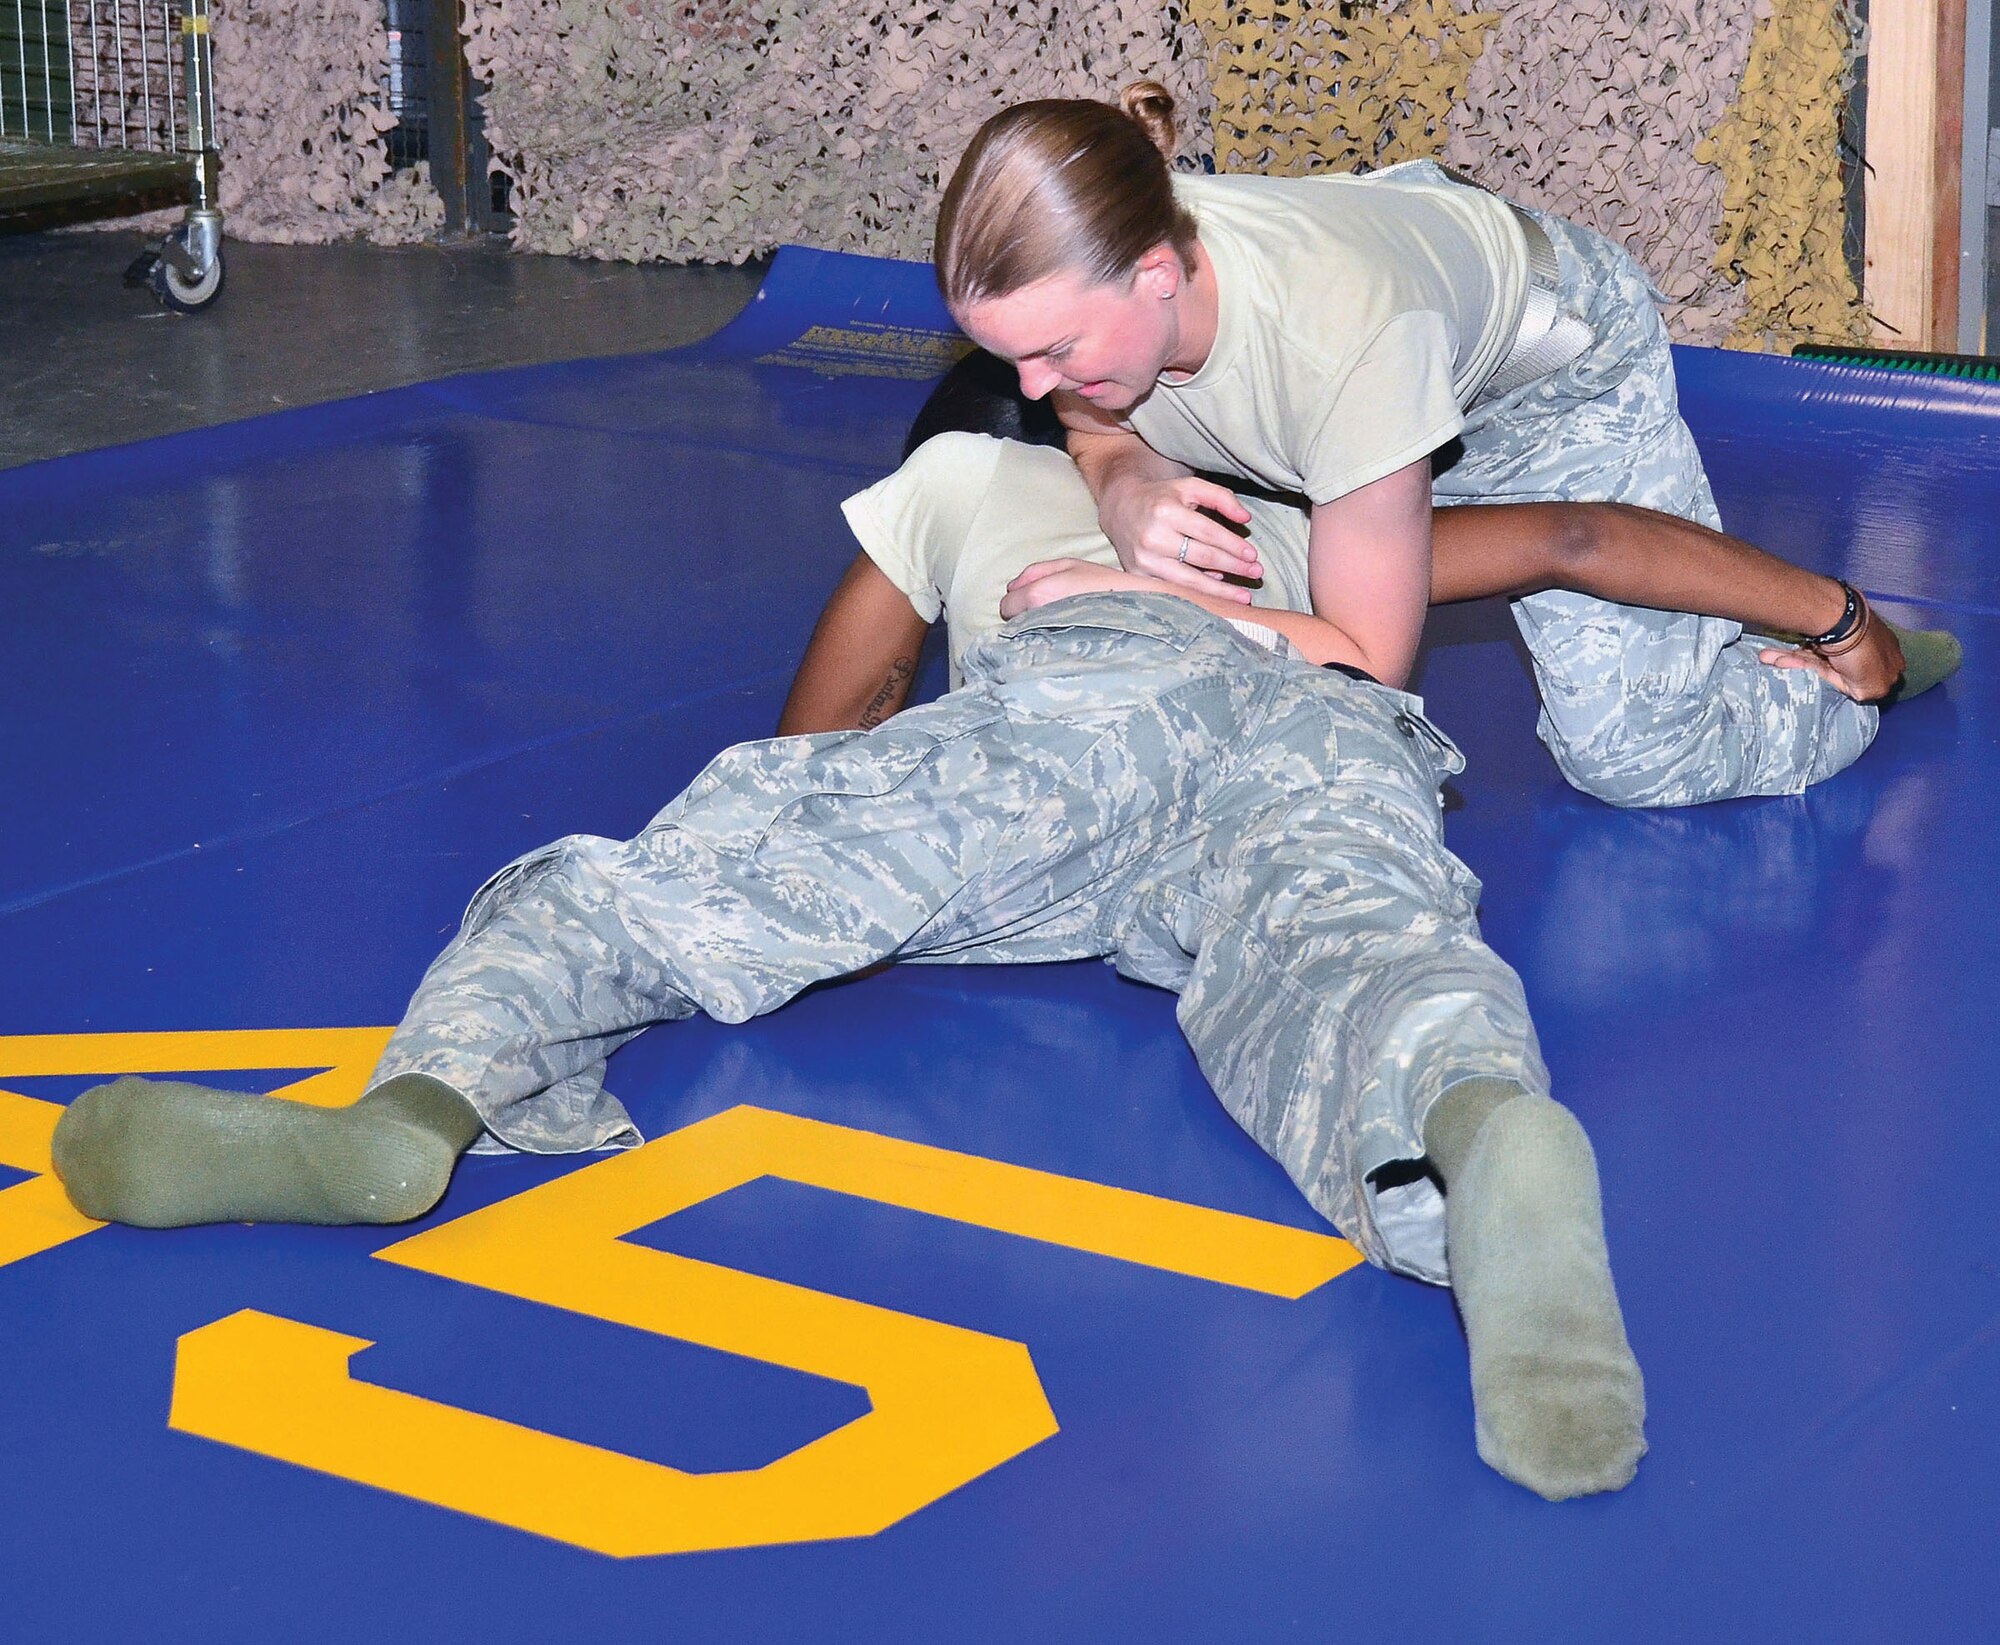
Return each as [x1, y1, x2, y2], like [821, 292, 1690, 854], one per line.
[171, 1104, 1360, 1556]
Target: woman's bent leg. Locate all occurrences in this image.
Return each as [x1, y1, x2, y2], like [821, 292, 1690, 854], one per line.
[1442, 209, 1878, 806]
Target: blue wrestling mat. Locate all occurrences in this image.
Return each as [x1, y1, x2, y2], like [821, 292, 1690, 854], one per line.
[2, 247, 1993, 1640]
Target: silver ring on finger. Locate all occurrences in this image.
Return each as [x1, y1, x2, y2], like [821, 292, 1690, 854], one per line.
[1177, 533, 1191, 564]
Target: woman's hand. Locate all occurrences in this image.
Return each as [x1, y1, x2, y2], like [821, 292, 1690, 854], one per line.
[1098, 473, 1261, 597]
[1063, 421, 1260, 600]
[999, 559, 1146, 619]
[1758, 622, 1907, 702]
[999, 558, 1371, 665]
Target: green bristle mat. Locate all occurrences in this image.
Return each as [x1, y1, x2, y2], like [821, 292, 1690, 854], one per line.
[1792, 345, 2000, 381]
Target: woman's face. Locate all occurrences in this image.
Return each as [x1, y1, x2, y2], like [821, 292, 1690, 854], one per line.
[955, 249, 1185, 412]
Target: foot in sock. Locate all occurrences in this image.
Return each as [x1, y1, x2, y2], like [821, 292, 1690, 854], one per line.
[1882, 622, 1962, 705]
[51, 1072, 484, 1228]
[1424, 1079, 1646, 1501]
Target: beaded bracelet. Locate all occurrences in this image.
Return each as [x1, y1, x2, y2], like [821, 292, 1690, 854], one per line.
[1806, 580, 1871, 658]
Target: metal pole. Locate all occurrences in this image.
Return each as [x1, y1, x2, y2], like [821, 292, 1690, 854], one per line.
[201, 0, 214, 146]
[111, 0, 125, 145]
[425, 0, 493, 235]
[67, 0, 78, 141]
[39, 0, 55, 139]
[181, 0, 202, 149]
[86, 0, 102, 144]
[136, 0, 151, 145]
[180, 0, 215, 202]
[11, 0, 26, 137]
[1962, 0, 1993, 350]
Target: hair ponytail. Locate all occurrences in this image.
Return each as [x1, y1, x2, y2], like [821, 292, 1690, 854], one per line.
[936, 83, 1198, 311]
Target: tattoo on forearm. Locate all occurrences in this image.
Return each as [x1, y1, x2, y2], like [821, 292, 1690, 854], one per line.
[859, 657, 916, 728]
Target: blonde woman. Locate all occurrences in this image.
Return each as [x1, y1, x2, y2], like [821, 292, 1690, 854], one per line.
[937, 85, 1957, 807]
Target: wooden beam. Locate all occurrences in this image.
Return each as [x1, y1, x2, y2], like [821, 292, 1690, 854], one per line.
[1933, 0, 1966, 337]
[1865, 0, 1968, 347]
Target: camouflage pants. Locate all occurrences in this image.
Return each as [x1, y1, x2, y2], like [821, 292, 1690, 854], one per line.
[1431, 179, 1878, 805]
[369, 595, 1546, 1281]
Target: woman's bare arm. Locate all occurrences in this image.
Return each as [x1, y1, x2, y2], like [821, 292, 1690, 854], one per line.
[998, 557, 1366, 664]
[775, 554, 931, 736]
[1002, 457, 1432, 682]
[1302, 458, 1436, 688]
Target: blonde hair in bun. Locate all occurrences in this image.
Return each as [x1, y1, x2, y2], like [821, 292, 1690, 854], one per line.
[936, 82, 1197, 309]
[1118, 79, 1178, 158]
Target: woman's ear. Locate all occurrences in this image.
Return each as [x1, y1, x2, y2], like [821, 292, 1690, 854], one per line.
[1132, 244, 1184, 301]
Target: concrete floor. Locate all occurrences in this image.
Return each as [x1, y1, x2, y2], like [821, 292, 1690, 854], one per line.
[0, 228, 767, 469]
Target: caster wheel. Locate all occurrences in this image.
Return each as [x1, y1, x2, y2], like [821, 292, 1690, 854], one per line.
[149, 245, 225, 312]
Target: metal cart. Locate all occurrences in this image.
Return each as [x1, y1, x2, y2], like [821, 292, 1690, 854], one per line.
[1, 0, 223, 309]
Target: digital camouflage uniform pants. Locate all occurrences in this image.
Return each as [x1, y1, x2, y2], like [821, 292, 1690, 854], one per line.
[1430, 174, 1878, 806]
[367, 596, 1547, 1282]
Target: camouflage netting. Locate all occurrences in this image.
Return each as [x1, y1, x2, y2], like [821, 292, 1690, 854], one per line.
[459, 0, 1211, 263]
[1189, 0, 1868, 344]
[1700, 0, 1871, 350]
[1190, 0, 1498, 176]
[84, 0, 1865, 347]
[1440, 0, 1760, 343]
[208, 0, 442, 242]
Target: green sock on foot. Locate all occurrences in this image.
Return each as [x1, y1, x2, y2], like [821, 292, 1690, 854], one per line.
[1424, 1079, 1646, 1501]
[1883, 622, 1962, 704]
[51, 1072, 484, 1229]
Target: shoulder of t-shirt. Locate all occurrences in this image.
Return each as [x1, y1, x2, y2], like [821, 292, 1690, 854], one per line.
[901, 427, 1009, 486]
[892, 431, 1086, 595]
[1176, 173, 1401, 371]
[896, 429, 1012, 577]
[839, 431, 1007, 616]
[1174, 169, 1365, 205]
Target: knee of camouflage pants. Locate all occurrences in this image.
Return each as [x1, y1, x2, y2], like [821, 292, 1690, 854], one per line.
[1518, 590, 1881, 807]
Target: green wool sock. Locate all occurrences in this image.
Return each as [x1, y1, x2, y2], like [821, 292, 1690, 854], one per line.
[1424, 1079, 1646, 1501]
[1883, 623, 1962, 705]
[51, 1072, 484, 1229]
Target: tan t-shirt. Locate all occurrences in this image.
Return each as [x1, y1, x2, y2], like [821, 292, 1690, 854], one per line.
[841, 432, 1313, 687]
[1126, 166, 1528, 506]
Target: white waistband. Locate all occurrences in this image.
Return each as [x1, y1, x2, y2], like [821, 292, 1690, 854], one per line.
[1475, 206, 1595, 404]
[1227, 615, 1286, 653]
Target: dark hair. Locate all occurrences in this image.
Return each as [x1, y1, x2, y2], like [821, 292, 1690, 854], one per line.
[903, 349, 1067, 458]
[934, 81, 1196, 311]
